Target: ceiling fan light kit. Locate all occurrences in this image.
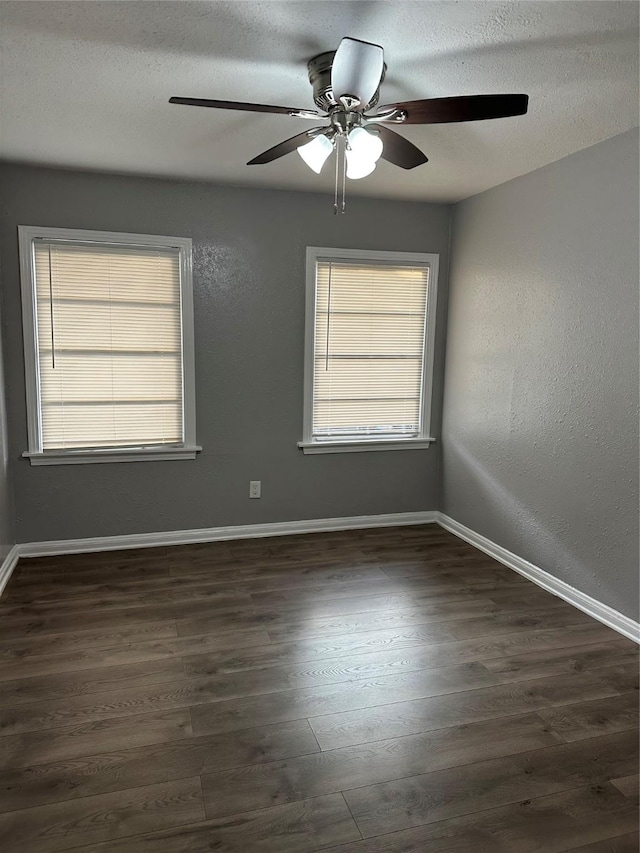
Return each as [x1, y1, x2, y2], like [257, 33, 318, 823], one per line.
[297, 133, 334, 173]
[170, 36, 529, 213]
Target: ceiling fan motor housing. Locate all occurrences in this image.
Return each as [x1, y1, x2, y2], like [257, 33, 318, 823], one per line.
[307, 51, 387, 112]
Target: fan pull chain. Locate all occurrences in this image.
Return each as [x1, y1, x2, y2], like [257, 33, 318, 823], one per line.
[341, 139, 347, 214]
[325, 261, 333, 371]
[48, 244, 56, 369]
[333, 137, 340, 215]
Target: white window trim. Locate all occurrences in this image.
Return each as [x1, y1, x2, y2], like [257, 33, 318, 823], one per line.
[298, 246, 439, 455]
[18, 225, 201, 465]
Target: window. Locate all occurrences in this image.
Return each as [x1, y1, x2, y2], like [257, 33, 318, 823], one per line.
[299, 247, 438, 454]
[18, 226, 199, 465]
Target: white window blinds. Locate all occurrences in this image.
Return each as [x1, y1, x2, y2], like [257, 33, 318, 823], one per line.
[313, 260, 429, 441]
[33, 240, 184, 451]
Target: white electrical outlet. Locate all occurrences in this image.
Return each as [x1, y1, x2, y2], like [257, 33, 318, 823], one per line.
[249, 480, 261, 499]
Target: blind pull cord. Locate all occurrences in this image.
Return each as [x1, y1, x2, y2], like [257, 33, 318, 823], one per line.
[325, 261, 333, 371]
[48, 244, 56, 369]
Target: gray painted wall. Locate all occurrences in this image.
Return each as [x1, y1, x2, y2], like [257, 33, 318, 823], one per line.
[0, 290, 15, 561]
[442, 128, 639, 620]
[0, 164, 451, 542]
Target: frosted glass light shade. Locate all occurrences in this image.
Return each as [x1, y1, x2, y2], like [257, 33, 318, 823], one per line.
[297, 134, 334, 173]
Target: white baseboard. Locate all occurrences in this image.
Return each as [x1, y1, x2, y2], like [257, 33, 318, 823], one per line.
[18, 511, 438, 559]
[8, 509, 638, 647]
[437, 512, 640, 645]
[0, 545, 20, 597]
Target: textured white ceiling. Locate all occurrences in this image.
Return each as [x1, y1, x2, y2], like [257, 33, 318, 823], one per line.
[0, 1, 638, 202]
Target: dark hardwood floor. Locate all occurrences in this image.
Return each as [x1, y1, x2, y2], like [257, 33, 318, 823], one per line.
[0, 524, 637, 852]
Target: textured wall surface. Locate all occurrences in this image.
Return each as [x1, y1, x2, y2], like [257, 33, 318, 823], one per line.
[442, 128, 639, 620]
[0, 164, 450, 542]
[0, 293, 15, 560]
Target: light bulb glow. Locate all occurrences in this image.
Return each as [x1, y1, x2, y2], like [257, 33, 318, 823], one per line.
[347, 127, 383, 162]
[345, 127, 383, 179]
[346, 151, 377, 179]
[297, 134, 334, 173]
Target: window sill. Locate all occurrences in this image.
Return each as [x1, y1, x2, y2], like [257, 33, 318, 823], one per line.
[23, 446, 202, 466]
[297, 438, 436, 455]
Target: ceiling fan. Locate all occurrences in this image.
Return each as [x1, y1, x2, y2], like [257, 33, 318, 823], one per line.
[170, 37, 529, 212]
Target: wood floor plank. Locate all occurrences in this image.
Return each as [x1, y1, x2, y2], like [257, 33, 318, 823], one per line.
[411, 584, 563, 608]
[0, 776, 205, 853]
[537, 693, 639, 742]
[595, 663, 640, 694]
[189, 647, 500, 701]
[174, 625, 476, 675]
[0, 584, 255, 619]
[11, 556, 171, 579]
[262, 600, 565, 644]
[178, 598, 512, 641]
[181, 629, 623, 692]
[248, 577, 527, 609]
[0, 620, 178, 660]
[324, 785, 639, 853]
[248, 583, 464, 609]
[0, 627, 272, 682]
[0, 657, 186, 707]
[394, 575, 532, 596]
[64, 793, 361, 853]
[5, 571, 251, 601]
[381, 563, 518, 581]
[611, 775, 639, 803]
[482, 640, 639, 684]
[179, 622, 616, 684]
[363, 542, 486, 558]
[190, 661, 500, 737]
[436, 607, 592, 641]
[166, 566, 391, 588]
[200, 712, 562, 819]
[6, 592, 434, 656]
[0, 709, 193, 771]
[177, 593, 422, 636]
[0, 596, 253, 640]
[9, 562, 408, 598]
[0, 719, 320, 812]
[308, 671, 620, 750]
[560, 835, 640, 853]
[342, 731, 638, 838]
[200, 644, 503, 698]
[249, 591, 417, 617]
[487, 585, 566, 603]
[378, 558, 517, 577]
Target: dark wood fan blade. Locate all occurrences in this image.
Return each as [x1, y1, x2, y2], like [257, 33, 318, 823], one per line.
[375, 94, 529, 124]
[376, 126, 428, 170]
[169, 97, 319, 117]
[247, 129, 327, 165]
